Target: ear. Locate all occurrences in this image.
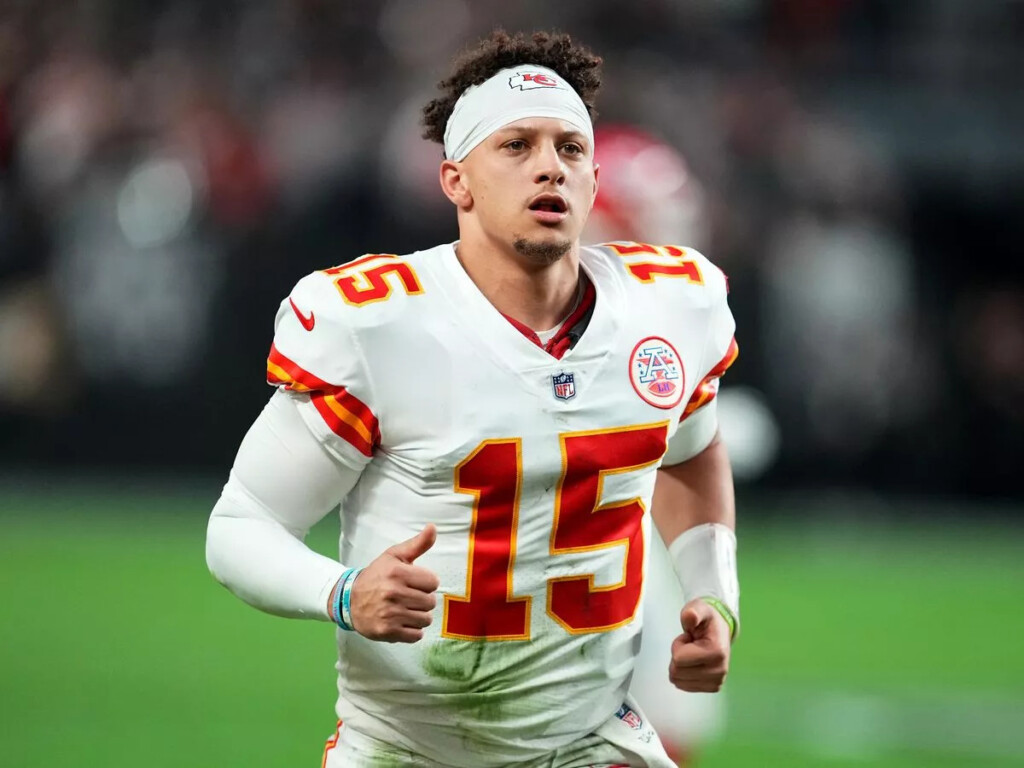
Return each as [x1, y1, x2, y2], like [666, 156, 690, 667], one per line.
[591, 162, 600, 207]
[439, 159, 472, 209]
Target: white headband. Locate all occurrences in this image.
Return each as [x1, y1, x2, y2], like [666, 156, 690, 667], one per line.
[443, 65, 594, 161]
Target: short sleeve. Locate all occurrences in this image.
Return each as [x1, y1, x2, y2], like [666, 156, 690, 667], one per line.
[265, 272, 378, 470]
[663, 265, 738, 466]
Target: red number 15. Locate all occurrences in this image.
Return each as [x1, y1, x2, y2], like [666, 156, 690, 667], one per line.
[442, 423, 668, 640]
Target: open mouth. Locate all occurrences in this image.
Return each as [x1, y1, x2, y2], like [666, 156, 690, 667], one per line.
[529, 195, 568, 214]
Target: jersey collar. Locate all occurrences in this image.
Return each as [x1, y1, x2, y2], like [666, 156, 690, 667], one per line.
[499, 276, 596, 361]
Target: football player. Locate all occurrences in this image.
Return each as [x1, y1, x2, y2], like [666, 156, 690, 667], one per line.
[207, 30, 739, 768]
[586, 125, 725, 766]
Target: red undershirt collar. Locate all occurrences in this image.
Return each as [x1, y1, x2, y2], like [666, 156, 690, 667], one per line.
[500, 277, 596, 361]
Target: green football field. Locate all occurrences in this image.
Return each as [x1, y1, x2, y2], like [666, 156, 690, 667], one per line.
[2, 484, 1022, 767]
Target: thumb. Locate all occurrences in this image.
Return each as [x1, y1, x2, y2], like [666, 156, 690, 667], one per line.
[389, 524, 437, 563]
[680, 601, 709, 636]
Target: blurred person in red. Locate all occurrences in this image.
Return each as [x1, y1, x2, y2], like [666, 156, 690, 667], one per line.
[207, 31, 740, 767]
[585, 125, 709, 254]
[585, 125, 725, 766]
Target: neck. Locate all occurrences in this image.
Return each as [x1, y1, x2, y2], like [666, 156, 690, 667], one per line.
[454, 232, 581, 331]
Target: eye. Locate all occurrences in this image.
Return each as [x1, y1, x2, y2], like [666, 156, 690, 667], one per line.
[561, 143, 584, 156]
[504, 139, 527, 152]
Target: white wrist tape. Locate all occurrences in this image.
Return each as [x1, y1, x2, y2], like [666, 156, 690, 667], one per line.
[667, 523, 740, 633]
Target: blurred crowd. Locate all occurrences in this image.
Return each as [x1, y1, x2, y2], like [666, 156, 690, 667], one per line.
[0, 0, 1021, 499]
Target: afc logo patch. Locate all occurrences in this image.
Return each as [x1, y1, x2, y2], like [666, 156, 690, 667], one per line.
[551, 372, 576, 400]
[508, 72, 563, 91]
[629, 336, 685, 409]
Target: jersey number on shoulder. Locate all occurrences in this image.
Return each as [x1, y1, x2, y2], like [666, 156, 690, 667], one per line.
[442, 422, 668, 641]
[605, 242, 704, 285]
[323, 254, 424, 307]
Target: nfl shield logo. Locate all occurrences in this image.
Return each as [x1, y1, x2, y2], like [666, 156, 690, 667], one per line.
[552, 372, 576, 400]
[615, 703, 643, 730]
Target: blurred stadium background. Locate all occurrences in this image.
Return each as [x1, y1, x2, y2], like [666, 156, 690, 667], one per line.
[1, 1, 1022, 766]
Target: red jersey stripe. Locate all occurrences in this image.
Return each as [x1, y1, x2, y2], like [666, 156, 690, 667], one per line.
[268, 343, 335, 390]
[320, 392, 376, 448]
[680, 337, 739, 421]
[267, 344, 376, 429]
[312, 394, 374, 456]
[266, 344, 379, 453]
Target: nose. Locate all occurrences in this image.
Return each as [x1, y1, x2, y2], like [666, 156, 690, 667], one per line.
[532, 140, 566, 186]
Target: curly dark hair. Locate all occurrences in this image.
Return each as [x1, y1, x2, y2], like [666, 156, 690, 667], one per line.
[422, 30, 603, 147]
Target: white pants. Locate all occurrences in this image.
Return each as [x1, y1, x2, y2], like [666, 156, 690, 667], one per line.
[321, 695, 676, 768]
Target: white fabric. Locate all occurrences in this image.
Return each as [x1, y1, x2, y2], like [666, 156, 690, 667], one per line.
[535, 325, 558, 345]
[661, 399, 718, 466]
[443, 65, 594, 161]
[323, 694, 675, 767]
[220, 241, 735, 767]
[206, 391, 362, 620]
[667, 523, 740, 629]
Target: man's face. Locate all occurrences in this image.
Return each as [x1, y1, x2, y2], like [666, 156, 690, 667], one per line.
[458, 117, 599, 266]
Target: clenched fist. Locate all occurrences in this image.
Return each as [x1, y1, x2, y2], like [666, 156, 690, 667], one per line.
[668, 598, 732, 692]
[349, 524, 441, 643]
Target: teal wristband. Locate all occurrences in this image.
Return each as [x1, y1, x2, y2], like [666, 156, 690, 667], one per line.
[341, 568, 363, 632]
[332, 569, 355, 630]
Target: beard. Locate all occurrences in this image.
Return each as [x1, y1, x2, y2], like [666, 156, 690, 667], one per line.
[512, 235, 572, 266]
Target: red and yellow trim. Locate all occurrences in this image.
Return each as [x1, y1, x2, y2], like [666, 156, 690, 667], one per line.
[320, 720, 342, 768]
[267, 344, 379, 456]
[680, 337, 739, 421]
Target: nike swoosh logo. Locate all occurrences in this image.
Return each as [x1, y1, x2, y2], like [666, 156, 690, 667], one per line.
[289, 297, 315, 331]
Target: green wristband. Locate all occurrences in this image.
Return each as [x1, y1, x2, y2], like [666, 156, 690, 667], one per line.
[700, 595, 738, 640]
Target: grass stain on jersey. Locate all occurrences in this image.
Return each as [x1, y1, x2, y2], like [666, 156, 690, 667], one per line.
[422, 637, 485, 683]
[421, 638, 551, 752]
[365, 748, 408, 768]
[422, 638, 541, 692]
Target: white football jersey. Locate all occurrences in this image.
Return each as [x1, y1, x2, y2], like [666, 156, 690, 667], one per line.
[266, 241, 737, 767]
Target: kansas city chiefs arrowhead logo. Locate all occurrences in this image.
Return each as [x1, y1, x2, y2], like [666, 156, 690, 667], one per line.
[508, 72, 564, 91]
